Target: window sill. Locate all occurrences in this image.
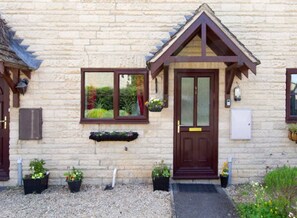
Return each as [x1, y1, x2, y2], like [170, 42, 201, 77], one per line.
[80, 119, 149, 124]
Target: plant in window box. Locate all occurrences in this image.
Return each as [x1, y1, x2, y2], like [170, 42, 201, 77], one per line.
[145, 98, 164, 112]
[220, 161, 229, 188]
[64, 167, 83, 193]
[23, 158, 49, 195]
[89, 131, 138, 142]
[152, 160, 171, 191]
[288, 124, 297, 141]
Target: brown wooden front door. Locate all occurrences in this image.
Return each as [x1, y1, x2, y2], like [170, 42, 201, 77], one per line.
[174, 69, 218, 179]
[0, 77, 9, 181]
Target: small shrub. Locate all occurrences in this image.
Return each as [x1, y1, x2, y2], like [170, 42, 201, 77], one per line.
[96, 86, 113, 110]
[152, 160, 171, 180]
[288, 124, 297, 133]
[64, 167, 83, 182]
[264, 166, 297, 214]
[29, 159, 47, 179]
[237, 182, 287, 218]
[86, 108, 108, 118]
[120, 86, 137, 114]
[221, 161, 229, 177]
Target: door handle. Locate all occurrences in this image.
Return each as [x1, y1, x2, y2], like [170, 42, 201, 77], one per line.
[0, 116, 7, 129]
[177, 120, 180, 133]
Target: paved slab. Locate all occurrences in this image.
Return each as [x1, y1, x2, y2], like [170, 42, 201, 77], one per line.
[0, 186, 6, 192]
[172, 184, 238, 218]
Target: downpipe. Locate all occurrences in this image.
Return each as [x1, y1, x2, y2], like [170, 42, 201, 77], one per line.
[17, 158, 23, 186]
[228, 157, 232, 185]
[112, 168, 117, 188]
[104, 168, 117, 190]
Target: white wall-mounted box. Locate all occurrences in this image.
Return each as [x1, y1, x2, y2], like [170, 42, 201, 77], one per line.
[230, 109, 252, 140]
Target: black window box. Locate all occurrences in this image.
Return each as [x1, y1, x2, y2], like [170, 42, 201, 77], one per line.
[89, 131, 138, 142]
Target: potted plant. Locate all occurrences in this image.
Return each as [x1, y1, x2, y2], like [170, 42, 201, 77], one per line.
[145, 98, 164, 112]
[23, 158, 49, 195]
[220, 161, 229, 188]
[288, 123, 297, 141]
[64, 167, 83, 193]
[152, 160, 171, 191]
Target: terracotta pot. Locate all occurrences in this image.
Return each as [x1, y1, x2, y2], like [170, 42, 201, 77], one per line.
[288, 131, 293, 141]
[292, 133, 297, 141]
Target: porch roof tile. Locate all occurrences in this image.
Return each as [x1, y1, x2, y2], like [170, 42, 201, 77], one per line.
[0, 15, 42, 70]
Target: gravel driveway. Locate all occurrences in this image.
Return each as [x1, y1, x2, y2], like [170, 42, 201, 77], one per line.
[0, 184, 172, 218]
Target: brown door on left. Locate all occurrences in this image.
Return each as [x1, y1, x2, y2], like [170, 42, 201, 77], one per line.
[0, 77, 9, 181]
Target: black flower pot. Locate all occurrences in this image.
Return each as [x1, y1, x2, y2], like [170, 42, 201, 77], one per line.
[152, 176, 169, 191]
[23, 173, 49, 195]
[148, 106, 163, 112]
[220, 175, 229, 188]
[67, 180, 82, 193]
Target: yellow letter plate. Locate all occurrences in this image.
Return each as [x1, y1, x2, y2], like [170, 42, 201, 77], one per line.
[189, 127, 202, 132]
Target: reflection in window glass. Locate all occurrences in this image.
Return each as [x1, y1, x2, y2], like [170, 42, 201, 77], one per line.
[197, 78, 210, 126]
[181, 77, 194, 126]
[85, 72, 114, 119]
[290, 74, 297, 116]
[119, 74, 144, 116]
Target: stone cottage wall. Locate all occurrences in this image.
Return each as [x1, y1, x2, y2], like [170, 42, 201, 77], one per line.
[1, 0, 297, 186]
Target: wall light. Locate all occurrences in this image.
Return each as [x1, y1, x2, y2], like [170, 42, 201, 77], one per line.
[16, 78, 29, 95]
[234, 83, 241, 101]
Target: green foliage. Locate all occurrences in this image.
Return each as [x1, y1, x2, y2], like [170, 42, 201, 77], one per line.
[288, 124, 297, 133]
[264, 166, 297, 193]
[86, 86, 139, 116]
[29, 159, 47, 179]
[237, 166, 297, 218]
[152, 160, 171, 180]
[96, 87, 113, 110]
[237, 182, 286, 218]
[221, 161, 229, 177]
[238, 201, 284, 218]
[145, 98, 164, 111]
[86, 108, 108, 118]
[119, 86, 137, 115]
[64, 167, 83, 181]
[264, 166, 297, 214]
[120, 110, 129, 116]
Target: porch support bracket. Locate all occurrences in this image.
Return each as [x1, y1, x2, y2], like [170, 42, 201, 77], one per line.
[0, 62, 22, 107]
[225, 68, 236, 108]
[163, 64, 169, 108]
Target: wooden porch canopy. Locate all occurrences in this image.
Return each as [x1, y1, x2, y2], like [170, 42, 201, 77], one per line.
[146, 3, 260, 107]
[0, 15, 41, 107]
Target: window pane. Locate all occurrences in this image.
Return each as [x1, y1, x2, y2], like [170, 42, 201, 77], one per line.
[119, 74, 144, 116]
[181, 78, 194, 126]
[290, 74, 297, 116]
[197, 78, 210, 126]
[85, 72, 114, 119]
